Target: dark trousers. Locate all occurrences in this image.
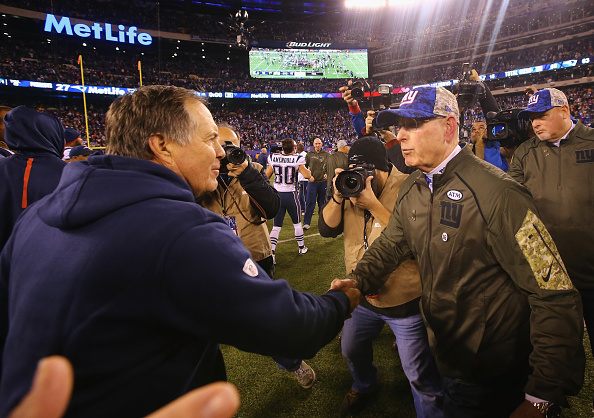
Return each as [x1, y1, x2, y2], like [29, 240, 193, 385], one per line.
[442, 369, 527, 418]
[303, 181, 327, 226]
[578, 288, 594, 353]
[298, 181, 308, 212]
[257, 255, 275, 278]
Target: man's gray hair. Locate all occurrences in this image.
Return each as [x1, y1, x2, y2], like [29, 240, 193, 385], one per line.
[217, 121, 241, 143]
[105, 85, 207, 159]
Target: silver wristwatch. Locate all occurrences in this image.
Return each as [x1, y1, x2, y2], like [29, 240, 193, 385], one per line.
[530, 402, 561, 418]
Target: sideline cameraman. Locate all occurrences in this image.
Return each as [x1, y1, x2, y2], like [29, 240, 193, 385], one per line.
[199, 124, 278, 277]
[339, 84, 415, 174]
[459, 69, 513, 172]
[200, 125, 316, 389]
[510, 87, 594, 378]
[319, 137, 443, 417]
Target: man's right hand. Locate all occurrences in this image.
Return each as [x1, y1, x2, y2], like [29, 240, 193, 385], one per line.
[330, 279, 360, 314]
[340, 84, 357, 107]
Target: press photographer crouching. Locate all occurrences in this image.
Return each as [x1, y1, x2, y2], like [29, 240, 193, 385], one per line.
[319, 136, 443, 416]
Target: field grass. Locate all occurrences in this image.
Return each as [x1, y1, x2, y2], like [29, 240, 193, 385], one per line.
[221, 211, 594, 417]
[248, 49, 368, 79]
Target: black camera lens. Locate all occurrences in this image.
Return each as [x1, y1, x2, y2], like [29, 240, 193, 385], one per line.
[336, 170, 366, 197]
[227, 147, 247, 165]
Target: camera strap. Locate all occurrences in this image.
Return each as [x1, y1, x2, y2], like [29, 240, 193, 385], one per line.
[218, 177, 265, 226]
[363, 210, 371, 251]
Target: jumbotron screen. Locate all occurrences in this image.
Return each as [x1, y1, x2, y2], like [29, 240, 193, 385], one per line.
[249, 47, 368, 79]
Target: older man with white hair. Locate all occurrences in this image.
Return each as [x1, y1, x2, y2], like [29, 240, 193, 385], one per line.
[332, 86, 584, 417]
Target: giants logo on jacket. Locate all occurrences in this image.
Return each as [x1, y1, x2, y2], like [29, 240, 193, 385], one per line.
[576, 149, 594, 163]
[440, 201, 463, 228]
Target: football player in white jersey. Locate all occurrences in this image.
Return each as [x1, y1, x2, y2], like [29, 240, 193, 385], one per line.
[266, 138, 311, 258]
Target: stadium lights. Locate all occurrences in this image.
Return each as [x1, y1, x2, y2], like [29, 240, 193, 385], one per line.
[345, 0, 415, 7]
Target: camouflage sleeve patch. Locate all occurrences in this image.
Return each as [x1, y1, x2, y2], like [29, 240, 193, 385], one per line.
[515, 209, 573, 290]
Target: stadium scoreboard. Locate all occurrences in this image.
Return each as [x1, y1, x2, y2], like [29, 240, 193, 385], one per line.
[249, 47, 369, 80]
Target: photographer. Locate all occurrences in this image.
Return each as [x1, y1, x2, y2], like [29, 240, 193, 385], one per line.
[339, 83, 415, 174]
[200, 125, 316, 389]
[199, 123, 279, 277]
[319, 136, 443, 416]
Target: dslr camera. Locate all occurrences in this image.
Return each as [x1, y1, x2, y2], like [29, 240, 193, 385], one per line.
[220, 141, 247, 173]
[486, 109, 532, 148]
[335, 162, 376, 198]
[350, 78, 371, 101]
[454, 63, 486, 110]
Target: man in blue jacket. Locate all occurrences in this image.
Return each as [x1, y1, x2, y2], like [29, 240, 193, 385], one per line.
[0, 106, 67, 251]
[0, 85, 359, 417]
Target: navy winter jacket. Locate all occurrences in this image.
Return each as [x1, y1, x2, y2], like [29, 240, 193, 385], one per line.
[0, 106, 66, 250]
[0, 155, 349, 417]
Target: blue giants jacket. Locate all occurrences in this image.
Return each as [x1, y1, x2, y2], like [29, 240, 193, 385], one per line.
[0, 106, 67, 250]
[0, 155, 350, 417]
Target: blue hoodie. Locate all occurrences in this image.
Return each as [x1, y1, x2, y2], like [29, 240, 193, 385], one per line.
[0, 106, 66, 250]
[0, 155, 349, 417]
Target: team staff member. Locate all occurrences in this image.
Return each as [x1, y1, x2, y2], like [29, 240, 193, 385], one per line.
[325, 139, 349, 200]
[332, 86, 584, 417]
[320, 137, 443, 417]
[0, 106, 67, 251]
[0, 86, 360, 417]
[510, 88, 594, 373]
[303, 138, 328, 229]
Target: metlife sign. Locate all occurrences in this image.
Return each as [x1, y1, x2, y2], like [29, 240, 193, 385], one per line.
[44, 14, 152, 46]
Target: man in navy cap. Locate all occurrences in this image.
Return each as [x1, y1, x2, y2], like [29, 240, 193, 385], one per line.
[62, 127, 82, 161]
[509, 87, 594, 406]
[331, 86, 584, 417]
[0, 106, 67, 251]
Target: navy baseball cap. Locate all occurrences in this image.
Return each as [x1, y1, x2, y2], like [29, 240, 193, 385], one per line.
[64, 127, 81, 145]
[376, 86, 459, 128]
[518, 88, 568, 120]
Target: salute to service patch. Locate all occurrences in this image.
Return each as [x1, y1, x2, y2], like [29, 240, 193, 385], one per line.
[515, 209, 573, 290]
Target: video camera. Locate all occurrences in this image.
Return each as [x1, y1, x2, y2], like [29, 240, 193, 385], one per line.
[454, 63, 486, 110]
[220, 141, 247, 173]
[335, 159, 376, 198]
[486, 108, 532, 148]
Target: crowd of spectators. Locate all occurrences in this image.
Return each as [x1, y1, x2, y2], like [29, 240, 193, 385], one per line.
[2, 0, 590, 48]
[5, 84, 592, 149]
[1, 30, 593, 95]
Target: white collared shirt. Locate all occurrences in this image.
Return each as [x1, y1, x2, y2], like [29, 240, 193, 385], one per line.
[424, 145, 462, 193]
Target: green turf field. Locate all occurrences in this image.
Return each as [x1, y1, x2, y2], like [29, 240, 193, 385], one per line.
[249, 48, 368, 79]
[221, 211, 594, 417]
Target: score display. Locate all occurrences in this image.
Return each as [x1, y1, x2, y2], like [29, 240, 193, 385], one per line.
[249, 47, 368, 79]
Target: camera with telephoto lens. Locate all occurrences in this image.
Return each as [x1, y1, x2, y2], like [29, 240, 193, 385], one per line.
[453, 63, 486, 110]
[486, 109, 532, 148]
[335, 162, 376, 198]
[350, 78, 371, 101]
[220, 141, 247, 173]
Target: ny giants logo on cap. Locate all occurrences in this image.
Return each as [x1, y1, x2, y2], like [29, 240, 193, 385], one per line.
[401, 90, 419, 106]
[528, 94, 539, 106]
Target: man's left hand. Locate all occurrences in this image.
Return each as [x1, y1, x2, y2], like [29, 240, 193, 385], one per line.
[227, 160, 249, 177]
[509, 401, 545, 418]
